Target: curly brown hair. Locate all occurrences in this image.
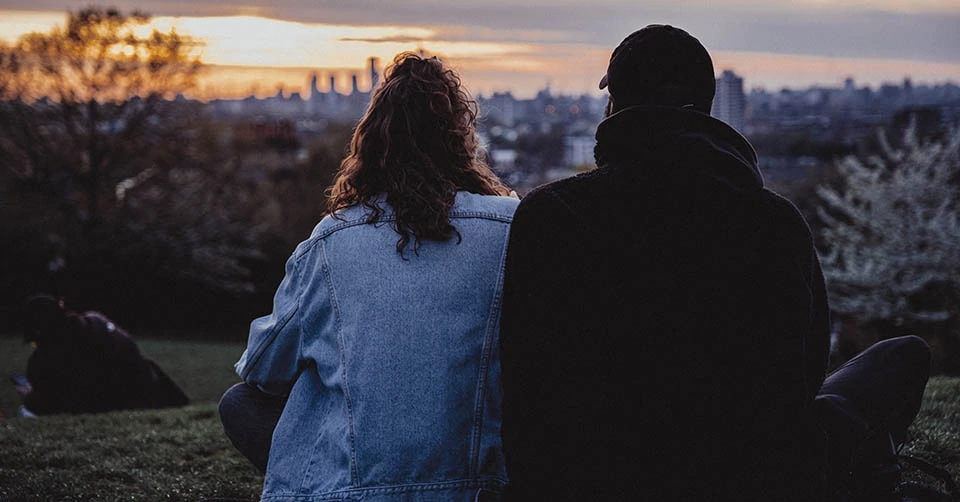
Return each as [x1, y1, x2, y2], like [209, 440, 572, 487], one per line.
[328, 52, 509, 255]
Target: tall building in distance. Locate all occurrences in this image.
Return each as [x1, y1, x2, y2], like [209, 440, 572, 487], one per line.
[712, 70, 745, 133]
[369, 57, 380, 92]
[296, 58, 383, 118]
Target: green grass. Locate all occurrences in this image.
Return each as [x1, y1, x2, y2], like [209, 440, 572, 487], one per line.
[0, 334, 246, 422]
[0, 334, 958, 500]
[0, 333, 263, 501]
[902, 377, 960, 491]
[0, 404, 263, 501]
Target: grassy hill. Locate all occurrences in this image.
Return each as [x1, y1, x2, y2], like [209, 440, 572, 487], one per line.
[0, 335, 957, 500]
[0, 335, 262, 501]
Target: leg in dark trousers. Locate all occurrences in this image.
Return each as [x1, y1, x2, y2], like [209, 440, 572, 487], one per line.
[219, 382, 287, 473]
[815, 335, 931, 498]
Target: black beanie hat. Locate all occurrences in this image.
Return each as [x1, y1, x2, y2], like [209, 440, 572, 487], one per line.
[600, 24, 716, 113]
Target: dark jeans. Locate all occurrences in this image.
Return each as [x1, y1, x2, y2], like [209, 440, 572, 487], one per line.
[219, 383, 287, 473]
[815, 335, 931, 494]
[220, 336, 931, 481]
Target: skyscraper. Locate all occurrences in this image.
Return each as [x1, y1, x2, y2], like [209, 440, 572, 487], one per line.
[712, 70, 745, 133]
[369, 57, 380, 92]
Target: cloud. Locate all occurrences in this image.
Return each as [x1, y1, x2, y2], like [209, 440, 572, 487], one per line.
[1, 0, 958, 64]
[338, 35, 434, 44]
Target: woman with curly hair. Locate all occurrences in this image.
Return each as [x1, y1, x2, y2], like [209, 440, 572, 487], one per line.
[220, 52, 518, 501]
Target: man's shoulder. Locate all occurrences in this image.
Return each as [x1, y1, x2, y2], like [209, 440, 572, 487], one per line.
[530, 167, 615, 195]
[518, 169, 614, 215]
[755, 187, 813, 234]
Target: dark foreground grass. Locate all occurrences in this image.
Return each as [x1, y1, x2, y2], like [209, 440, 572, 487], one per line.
[0, 404, 263, 501]
[0, 335, 958, 500]
[902, 376, 960, 492]
[0, 334, 261, 501]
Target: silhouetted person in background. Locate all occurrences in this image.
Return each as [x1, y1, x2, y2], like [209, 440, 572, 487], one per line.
[498, 24, 930, 501]
[15, 295, 188, 415]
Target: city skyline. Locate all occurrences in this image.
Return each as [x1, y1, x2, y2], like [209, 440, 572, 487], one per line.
[1, 2, 959, 99]
[196, 60, 959, 104]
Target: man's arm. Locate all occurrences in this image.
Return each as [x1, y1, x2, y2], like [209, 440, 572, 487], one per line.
[499, 189, 582, 496]
[760, 191, 831, 403]
[806, 238, 831, 398]
[746, 193, 832, 496]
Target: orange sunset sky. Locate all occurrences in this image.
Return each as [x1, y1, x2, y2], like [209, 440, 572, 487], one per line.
[1, 1, 959, 100]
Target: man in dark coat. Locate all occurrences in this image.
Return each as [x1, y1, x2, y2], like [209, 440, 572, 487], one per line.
[498, 25, 929, 501]
[16, 295, 189, 415]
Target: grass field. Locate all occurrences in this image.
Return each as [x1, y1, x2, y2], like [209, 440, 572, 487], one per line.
[0, 334, 958, 501]
[0, 334, 264, 501]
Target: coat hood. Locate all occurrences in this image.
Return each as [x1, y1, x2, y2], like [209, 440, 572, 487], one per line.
[594, 105, 762, 193]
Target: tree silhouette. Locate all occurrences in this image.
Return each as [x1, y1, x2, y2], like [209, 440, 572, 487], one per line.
[0, 8, 273, 315]
[0, 6, 201, 225]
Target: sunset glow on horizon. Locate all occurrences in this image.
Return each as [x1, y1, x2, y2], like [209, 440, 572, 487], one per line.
[1, 6, 959, 100]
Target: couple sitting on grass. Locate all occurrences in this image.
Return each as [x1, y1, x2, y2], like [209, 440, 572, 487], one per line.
[219, 25, 931, 502]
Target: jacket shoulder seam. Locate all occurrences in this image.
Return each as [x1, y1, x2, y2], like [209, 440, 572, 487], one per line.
[304, 211, 513, 246]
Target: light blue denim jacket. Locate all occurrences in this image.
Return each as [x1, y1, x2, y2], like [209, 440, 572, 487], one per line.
[235, 191, 518, 501]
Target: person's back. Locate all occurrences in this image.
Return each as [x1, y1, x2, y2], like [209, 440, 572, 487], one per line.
[239, 192, 515, 500]
[221, 52, 517, 501]
[52, 312, 152, 413]
[499, 25, 830, 501]
[21, 296, 188, 415]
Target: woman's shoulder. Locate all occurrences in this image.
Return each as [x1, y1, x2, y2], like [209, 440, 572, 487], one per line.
[307, 206, 373, 241]
[295, 193, 518, 254]
[450, 191, 519, 222]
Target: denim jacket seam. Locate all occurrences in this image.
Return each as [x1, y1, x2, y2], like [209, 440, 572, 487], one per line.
[313, 211, 514, 242]
[321, 238, 361, 487]
[313, 218, 379, 241]
[297, 240, 360, 492]
[467, 221, 511, 477]
[448, 211, 515, 224]
[294, 247, 308, 373]
[239, 262, 302, 381]
[265, 477, 507, 500]
[244, 247, 310, 382]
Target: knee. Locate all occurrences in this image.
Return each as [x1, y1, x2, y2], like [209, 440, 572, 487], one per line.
[888, 335, 932, 384]
[219, 382, 249, 434]
[895, 335, 931, 368]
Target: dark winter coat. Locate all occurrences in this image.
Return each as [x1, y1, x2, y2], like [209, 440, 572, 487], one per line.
[24, 311, 188, 414]
[499, 105, 831, 501]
